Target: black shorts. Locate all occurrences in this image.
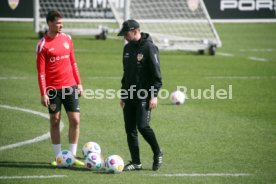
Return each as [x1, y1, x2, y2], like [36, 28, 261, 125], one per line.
[47, 85, 80, 114]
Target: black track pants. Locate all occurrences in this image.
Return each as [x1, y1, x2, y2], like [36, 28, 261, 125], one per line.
[123, 100, 160, 164]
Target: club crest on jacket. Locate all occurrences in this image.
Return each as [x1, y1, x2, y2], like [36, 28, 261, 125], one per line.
[137, 53, 143, 62]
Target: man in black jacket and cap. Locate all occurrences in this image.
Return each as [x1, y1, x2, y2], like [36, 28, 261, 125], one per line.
[118, 19, 163, 171]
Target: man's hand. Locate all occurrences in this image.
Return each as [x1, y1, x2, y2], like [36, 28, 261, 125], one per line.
[120, 100, 125, 108]
[41, 95, 50, 107]
[149, 97, 158, 109]
[77, 84, 83, 97]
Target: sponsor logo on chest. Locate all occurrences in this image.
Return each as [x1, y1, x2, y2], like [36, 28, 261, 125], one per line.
[124, 53, 130, 58]
[49, 55, 70, 63]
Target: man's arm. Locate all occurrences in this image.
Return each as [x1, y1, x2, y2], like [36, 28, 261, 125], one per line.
[148, 45, 162, 109]
[36, 39, 49, 107]
[120, 48, 127, 108]
[148, 45, 162, 95]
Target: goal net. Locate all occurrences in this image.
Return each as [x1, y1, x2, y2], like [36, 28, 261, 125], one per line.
[110, 0, 222, 53]
[33, 0, 119, 38]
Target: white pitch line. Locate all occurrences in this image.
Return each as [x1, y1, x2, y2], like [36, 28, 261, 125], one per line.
[151, 173, 251, 177]
[0, 105, 64, 152]
[216, 52, 234, 57]
[0, 77, 30, 80]
[216, 51, 270, 63]
[248, 57, 268, 62]
[204, 76, 276, 80]
[0, 175, 67, 180]
[240, 48, 275, 52]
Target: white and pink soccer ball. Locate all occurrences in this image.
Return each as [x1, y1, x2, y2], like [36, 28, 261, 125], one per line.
[82, 141, 101, 158]
[170, 90, 186, 105]
[55, 150, 75, 167]
[85, 152, 104, 171]
[105, 155, 124, 174]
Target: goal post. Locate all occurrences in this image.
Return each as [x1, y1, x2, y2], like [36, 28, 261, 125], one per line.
[110, 0, 222, 55]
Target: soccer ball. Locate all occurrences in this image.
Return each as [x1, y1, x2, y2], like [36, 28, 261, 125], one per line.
[170, 90, 186, 105]
[85, 152, 104, 171]
[82, 141, 101, 158]
[105, 155, 124, 174]
[56, 150, 75, 167]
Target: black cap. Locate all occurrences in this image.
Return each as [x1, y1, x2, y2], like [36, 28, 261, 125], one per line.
[117, 20, 140, 36]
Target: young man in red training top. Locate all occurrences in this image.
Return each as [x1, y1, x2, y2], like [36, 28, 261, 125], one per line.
[36, 10, 84, 166]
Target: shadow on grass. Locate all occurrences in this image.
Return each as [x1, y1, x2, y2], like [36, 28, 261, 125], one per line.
[0, 161, 86, 171]
[0, 161, 154, 173]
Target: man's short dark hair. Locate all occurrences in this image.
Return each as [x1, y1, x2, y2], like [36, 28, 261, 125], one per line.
[46, 10, 63, 23]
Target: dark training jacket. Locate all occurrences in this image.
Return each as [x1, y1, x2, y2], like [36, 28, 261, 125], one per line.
[121, 32, 162, 101]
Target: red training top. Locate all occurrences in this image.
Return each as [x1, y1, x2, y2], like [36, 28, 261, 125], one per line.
[36, 33, 81, 96]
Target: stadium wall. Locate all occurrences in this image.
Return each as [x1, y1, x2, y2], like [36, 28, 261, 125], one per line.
[0, 0, 275, 22]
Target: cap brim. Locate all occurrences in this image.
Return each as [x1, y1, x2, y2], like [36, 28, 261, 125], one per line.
[117, 29, 127, 36]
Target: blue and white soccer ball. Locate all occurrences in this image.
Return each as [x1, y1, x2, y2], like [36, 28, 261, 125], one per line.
[170, 90, 186, 105]
[56, 150, 75, 167]
[82, 141, 101, 158]
[85, 152, 104, 171]
[105, 155, 124, 174]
